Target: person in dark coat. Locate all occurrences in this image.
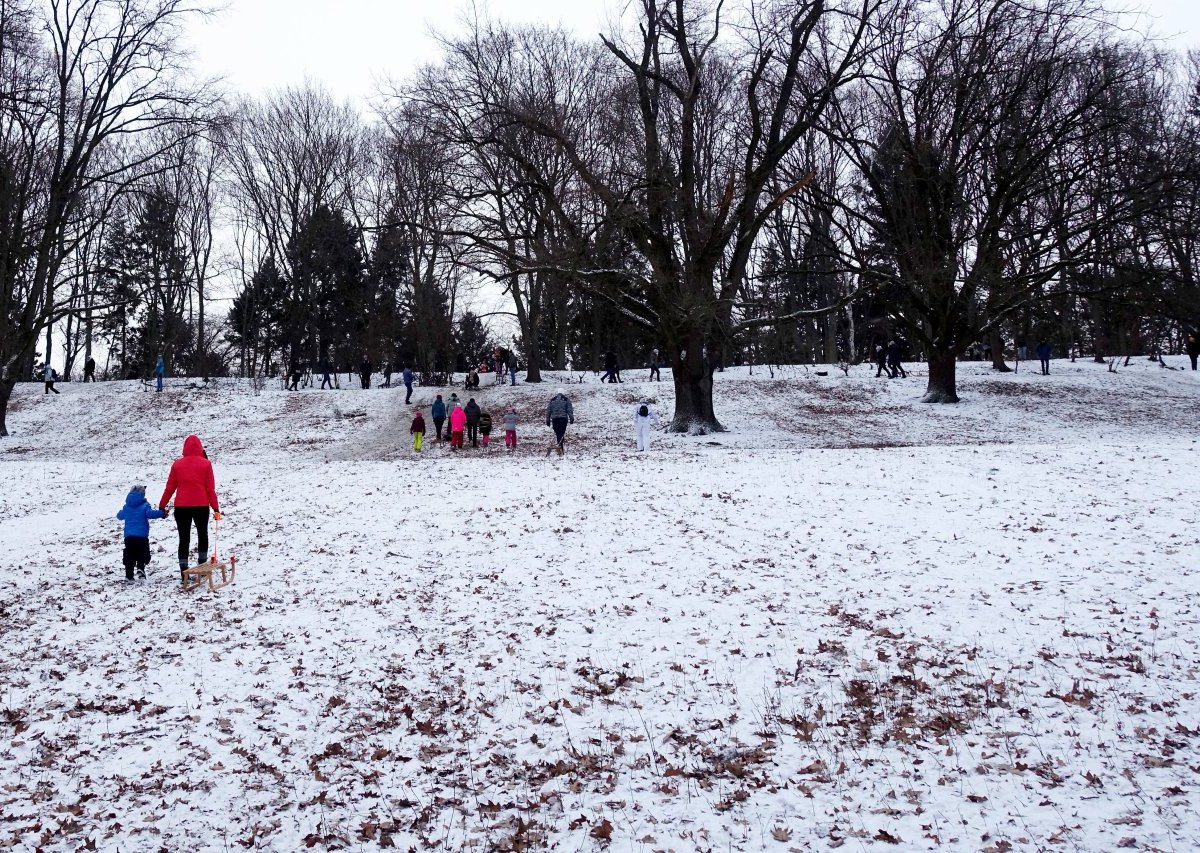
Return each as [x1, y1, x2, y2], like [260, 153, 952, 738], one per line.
[1186, 333, 1200, 371]
[602, 349, 618, 383]
[287, 358, 302, 391]
[479, 410, 493, 448]
[545, 393, 575, 454]
[465, 398, 482, 447]
[320, 354, 335, 389]
[874, 344, 888, 378]
[83, 356, 96, 382]
[430, 394, 447, 441]
[886, 340, 906, 378]
[1035, 340, 1052, 375]
[649, 347, 660, 382]
[383, 363, 393, 388]
[359, 354, 372, 389]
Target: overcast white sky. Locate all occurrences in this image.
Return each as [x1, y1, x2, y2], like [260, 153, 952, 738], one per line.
[187, 0, 1200, 105]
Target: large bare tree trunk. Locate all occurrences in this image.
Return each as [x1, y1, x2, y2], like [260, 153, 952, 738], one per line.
[668, 331, 723, 433]
[989, 328, 1011, 372]
[923, 349, 959, 403]
[0, 380, 12, 437]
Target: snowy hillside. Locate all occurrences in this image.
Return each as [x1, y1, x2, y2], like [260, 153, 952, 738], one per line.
[2, 357, 1198, 851]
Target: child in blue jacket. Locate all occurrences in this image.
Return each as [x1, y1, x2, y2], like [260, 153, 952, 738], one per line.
[117, 484, 167, 581]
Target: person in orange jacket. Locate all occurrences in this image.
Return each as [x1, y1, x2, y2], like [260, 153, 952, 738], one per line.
[159, 434, 221, 578]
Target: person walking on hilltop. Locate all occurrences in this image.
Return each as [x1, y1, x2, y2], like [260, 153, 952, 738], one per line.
[449, 400, 467, 450]
[359, 353, 372, 390]
[887, 340, 907, 378]
[465, 397, 482, 447]
[84, 355, 96, 383]
[1036, 340, 1052, 375]
[431, 393, 447, 441]
[287, 357, 302, 391]
[508, 359, 519, 386]
[633, 400, 658, 452]
[155, 354, 166, 392]
[1186, 332, 1200, 371]
[546, 392, 574, 455]
[159, 434, 221, 582]
[874, 344, 889, 378]
[383, 362, 393, 389]
[402, 365, 414, 404]
[602, 349, 618, 383]
[42, 363, 60, 394]
[320, 353, 335, 390]
[410, 409, 426, 453]
[649, 347, 661, 382]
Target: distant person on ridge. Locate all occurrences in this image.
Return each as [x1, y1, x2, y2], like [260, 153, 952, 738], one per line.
[83, 355, 96, 383]
[320, 353, 335, 389]
[42, 363, 60, 394]
[359, 353, 372, 390]
[402, 365, 414, 403]
[602, 349, 618, 383]
[649, 348, 661, 382]
[1036, 340, 1052, 375]
[155, 354, 165, 392]
[887, 340, 907, 378]
[874, 344, 888, 378]
[1186, 333, 1200, 371]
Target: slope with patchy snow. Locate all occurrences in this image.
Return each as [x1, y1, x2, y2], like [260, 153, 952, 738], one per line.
[1, 358, 1198, 851]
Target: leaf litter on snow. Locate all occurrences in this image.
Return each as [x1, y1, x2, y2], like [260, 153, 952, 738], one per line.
[0, 357, 1198, 850]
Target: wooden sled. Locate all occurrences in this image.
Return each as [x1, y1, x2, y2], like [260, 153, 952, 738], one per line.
[182, 555, 237, 592]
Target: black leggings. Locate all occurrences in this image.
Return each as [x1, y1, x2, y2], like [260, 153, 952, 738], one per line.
[551, 417, 568, 446]
[175, 506, 210, 565]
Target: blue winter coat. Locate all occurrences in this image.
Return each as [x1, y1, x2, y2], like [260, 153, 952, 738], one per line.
[402, 368, 414, 386]
[431, 398, 446, 419]
[154, 356, 165, 377]
[117, 490, 167, 537]
[1035, 342, 1052, 360]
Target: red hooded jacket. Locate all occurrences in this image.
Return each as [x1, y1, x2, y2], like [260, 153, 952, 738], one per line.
[160, 435, 220, 511]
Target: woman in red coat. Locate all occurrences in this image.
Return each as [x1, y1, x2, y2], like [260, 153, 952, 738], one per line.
[159, 434, 221, 577]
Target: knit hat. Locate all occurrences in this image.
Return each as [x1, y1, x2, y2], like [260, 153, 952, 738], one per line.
[131, 484, 146, 495]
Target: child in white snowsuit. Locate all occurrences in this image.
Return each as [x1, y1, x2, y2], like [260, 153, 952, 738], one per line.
[117, 484, 167, 581]
[633, 402, 657, 451]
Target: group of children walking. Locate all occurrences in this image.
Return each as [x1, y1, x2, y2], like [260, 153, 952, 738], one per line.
[409, 394, 520, 453]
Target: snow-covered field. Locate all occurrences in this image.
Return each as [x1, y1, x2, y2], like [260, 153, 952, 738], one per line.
[2, 357, 1198, 852]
